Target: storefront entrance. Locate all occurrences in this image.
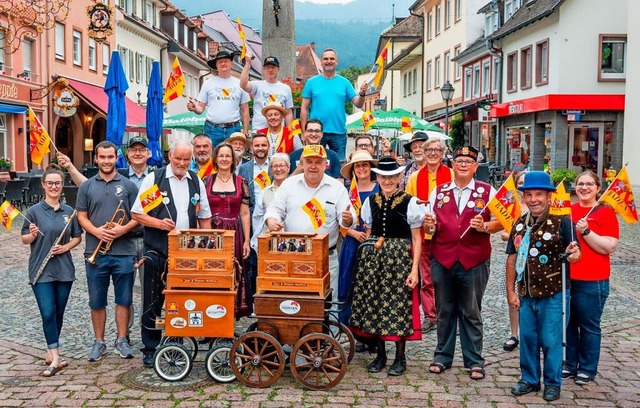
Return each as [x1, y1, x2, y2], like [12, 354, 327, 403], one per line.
[568, 123, 604, 177]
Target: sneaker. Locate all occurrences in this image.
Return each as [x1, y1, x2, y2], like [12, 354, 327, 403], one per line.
[421, 319, 436, 333]
[114, 337, 134, 359]
[88, 340, 107, 362]
[142, 351, 154, 368]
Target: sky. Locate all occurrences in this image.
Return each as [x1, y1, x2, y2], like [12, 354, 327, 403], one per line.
[298, 0, 354, 3]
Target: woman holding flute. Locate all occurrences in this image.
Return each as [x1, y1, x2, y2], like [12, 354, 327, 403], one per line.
[21, 164, 82, 377]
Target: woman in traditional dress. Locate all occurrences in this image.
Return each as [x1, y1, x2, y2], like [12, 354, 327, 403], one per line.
[204, 143, 252, 318]
[21, 164, 82, 377]
[349, 156, 423, 376]
[337, 151, 378, 328]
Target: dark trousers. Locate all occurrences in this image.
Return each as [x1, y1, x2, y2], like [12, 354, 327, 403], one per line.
[140, 247, 167, 353]
[431, 259, 489, 368]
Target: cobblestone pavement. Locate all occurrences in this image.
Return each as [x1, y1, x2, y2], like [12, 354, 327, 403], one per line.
[1, 206, 639, 407]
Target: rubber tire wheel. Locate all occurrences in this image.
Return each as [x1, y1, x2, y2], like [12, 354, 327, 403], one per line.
[161, 336, 198, 360]
[205, 344, 238, 383]
[153, 343, 193, 382]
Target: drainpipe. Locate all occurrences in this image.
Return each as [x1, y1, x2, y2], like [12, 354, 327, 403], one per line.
[487, 38, 503, 164]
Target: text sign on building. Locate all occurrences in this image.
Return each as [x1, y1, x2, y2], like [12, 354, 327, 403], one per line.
[562, 110, 585, 115]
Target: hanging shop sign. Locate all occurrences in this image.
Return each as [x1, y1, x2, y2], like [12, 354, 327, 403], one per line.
[53, 85, 79, 117]
[87, 1, 114, 43]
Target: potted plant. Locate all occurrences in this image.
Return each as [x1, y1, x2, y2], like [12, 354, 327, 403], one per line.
[0, 156, 12, 172]
[550, 168, 578, 190]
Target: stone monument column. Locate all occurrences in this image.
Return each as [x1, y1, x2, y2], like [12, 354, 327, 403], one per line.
[262, 0, 295, 80]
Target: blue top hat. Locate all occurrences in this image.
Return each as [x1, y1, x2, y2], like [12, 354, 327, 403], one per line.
[518, 171, 556, 192]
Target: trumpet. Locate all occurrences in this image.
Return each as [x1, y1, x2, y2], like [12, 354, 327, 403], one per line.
[86, 200, 126, 265]
[32, 210, 77, 285]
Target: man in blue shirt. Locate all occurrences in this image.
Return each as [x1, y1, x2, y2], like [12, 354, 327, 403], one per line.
[289, 119, 342, 181]
[300, 48, 368, 162]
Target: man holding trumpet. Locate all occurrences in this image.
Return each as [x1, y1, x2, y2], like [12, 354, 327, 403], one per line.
[77, 141, 140, 362]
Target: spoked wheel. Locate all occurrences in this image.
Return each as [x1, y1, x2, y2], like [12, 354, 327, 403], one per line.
[290, 333, 347, 390]
[230, 331, 284, 388]
[299, 321, 355, 364]
[161, 336, 198, 360]
[153, 343, 193, 382]
[245, 320, 280, 341]
[205, 344, 238, 383]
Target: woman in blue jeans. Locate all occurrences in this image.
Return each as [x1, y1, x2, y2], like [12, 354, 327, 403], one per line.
[566, 171, 619, 385]
[21, 164, 82, 377]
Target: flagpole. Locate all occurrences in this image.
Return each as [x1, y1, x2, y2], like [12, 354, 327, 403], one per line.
[19, 211, 45, 236]
[459, 175, 512, 239]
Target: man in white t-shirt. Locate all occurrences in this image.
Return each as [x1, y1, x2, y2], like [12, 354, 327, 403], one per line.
[187, 50, 251, 148]
[240, 52, 293, 131]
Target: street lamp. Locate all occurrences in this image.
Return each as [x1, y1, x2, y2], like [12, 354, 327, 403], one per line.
[440, 80, 455, 136]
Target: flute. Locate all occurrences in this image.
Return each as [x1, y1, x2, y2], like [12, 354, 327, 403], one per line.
[32, 210, 77, 285]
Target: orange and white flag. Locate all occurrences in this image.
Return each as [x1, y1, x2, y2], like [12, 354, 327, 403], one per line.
[301, 198, 326, 230]
[28, 107, 51, 165]
[289, 119, 302, 138]
[487, 175, 521, 233]
[236, 17, 247, 60]
[401, 116, 413, 134]
[0, 200, 20, 231]
[140, 184, 163, 213]
[373, 39, 391, 89]
[601, 166, 638, 223]
[163, 57, 186, 103]
[254, 170, 272, 190]
[361, 110, 376, 132]
[550, 181, 572, 216]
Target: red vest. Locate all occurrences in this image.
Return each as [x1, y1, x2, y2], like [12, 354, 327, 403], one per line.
[257, 126, 295, 154]
[416, 163, 453, 201]
[432, 181, 492, 270]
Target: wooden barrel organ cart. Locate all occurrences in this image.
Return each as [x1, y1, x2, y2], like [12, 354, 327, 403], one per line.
[229, 232, 355, 390]
[153, 229, 239, 382]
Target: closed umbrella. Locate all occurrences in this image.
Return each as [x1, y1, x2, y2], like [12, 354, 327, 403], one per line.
[104, 50, 129, 168]
[146, 61, 164, 167]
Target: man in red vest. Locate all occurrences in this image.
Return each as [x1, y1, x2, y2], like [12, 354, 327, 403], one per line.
[256, 102, 301, 156]
[423, 146, 502, 380]
[405, 138, 453, 332]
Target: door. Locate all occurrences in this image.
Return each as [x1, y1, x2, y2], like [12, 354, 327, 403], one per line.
[568, 123, 604, 177]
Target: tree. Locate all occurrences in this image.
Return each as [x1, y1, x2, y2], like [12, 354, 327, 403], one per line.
[448, 114, 465, 152]
[339, 65, 369, 114]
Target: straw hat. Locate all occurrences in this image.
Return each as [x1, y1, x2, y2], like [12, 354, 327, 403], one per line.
[260, 101, 287, 117]
[224, 132, 250, 148]
[340, 150, 378, 179]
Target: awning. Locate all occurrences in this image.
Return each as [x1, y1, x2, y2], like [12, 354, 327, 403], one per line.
[65, 78, 146, 127]
[490, 94, 625, 118]
[0, 103, 27, 114]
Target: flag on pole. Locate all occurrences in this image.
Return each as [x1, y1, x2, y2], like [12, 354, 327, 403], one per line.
[197, 158, 215, 179]
[401, 116, 413, 134]
[550, 181, 572, 216]
[301, 198, 326, 230]
[28, 107, 51, 164]
[289, 119, 302, 138]
[601, 166, 638, 223]
[254, 170, 272, 191]
[348, 177, 362, 216]
[139, 184, 163, 213]
[0, 200, 20, 231]
[373, 39, 391, 89]
[361, 110, 376, 132]
[487, 175, 521, 233]
[163, 57, 186, 103]
[236, 17, 247, 60]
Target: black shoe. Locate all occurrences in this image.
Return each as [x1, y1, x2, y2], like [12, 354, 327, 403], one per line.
[511, 381, 541, 396]
[355, 343, 366, 353]
[543, 386, 561, 401]
[503, 336, 519, 351]
[142, 351, 154, 368]
[388, 359, 406, 376]
[367, 355, 387, 373]
[561, 369, 576, 379]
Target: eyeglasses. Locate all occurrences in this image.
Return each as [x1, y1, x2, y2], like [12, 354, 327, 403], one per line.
[129, 148, 147, 153]
[306, 129, 322, 134]
[356, 144, 372, 149]
[44, 181, 62, 187]
[271, 163, 288, 170]
[453, 159, 476, 166]
[576, 182, 597, 187]
[424, 148, 444, 154]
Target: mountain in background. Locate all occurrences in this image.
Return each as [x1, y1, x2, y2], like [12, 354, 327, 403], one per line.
[170, 0, 416, 67]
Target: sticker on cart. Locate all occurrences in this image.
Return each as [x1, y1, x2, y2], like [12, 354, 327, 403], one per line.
[188, 311, 203, 327]
[206, 304, 227, 319]
[167, 300, 179, 314]
[184, 299, 196, 311]
[170, 317, 186, 328]
[279, 300, 301, 315]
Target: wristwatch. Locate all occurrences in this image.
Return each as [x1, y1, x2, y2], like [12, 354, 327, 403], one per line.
[581, 228, 591, 237]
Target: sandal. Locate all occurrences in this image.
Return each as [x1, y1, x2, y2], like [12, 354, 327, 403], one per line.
[562, 369, 576, 379]
[503, 336, 519, 351]
[41, 365, 60, 377]
[575, 374, 592, 385]
[44, 358, 68, 368]
[470, 367, 486, 380]
[428, 361, 448, 374]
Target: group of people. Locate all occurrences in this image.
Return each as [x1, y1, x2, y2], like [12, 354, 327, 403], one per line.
[20, 45, 618, 404]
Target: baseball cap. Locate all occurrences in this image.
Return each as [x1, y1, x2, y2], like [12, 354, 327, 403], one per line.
[128, 136, 148, 148]
[263, 56, 280, 67]
[301, 145, 327, 159]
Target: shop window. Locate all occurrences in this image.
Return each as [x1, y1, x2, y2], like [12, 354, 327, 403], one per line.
[520, 46, 532, 89]
[507, 126, 530, 167]
[535, 39, 549, 85]
[603, 122, 614, 173]
[506, 51, 517, 92]
[599, 34, 626, 81]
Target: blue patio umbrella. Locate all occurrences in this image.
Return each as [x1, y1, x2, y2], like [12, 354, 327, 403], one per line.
[146, 61, 164, 167]
[104, 50, 129, 168]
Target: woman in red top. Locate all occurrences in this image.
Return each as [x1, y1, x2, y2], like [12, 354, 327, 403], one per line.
[565, 171, 619, 385]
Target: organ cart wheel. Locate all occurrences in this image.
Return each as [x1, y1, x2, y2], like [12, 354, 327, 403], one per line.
[153, 343, 193, 382]
[205, 344, 238, 383]
[299, 321, 355, 364]
[230, 331, 285, 388]
[161, 336, 198, 360]
[245, 320, 281, 341]
[290, 333, 347, 390]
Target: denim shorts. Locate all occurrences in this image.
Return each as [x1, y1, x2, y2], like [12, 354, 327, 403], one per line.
[86, 255, 135, 309]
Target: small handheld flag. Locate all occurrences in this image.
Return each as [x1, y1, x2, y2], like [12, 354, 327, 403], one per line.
[601, 166, 638, 223]
[361, 110, 376, 132]
[550, 181, 572, 216]
[236, 17, 247, 60]
[289, 119, 302, 138]
[0, 201, 20, 231]
[163, 57, 186, 103]
[487, 175, 522, 233]
[401, 116, 413, 134]
[28, 107, 52, 164]
[140, 184, 163, 214]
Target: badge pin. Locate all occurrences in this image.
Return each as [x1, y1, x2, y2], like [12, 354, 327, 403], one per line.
[539, 255, 549, 264]
[194, 193, 200, 200]
[437, 193, 444, 200]
[515, 224, 524, 232]
[535, 241, 542, 248]
[442, 196, 450, 203]
[472, 192, 478, 198]
[542, 232, 552, 241]
[477, 187, 485, 193]
[529, 248, 539, 257]
[163, 197, 171, 205]
[467, 201, 475, 209]
[190, 197, 197, 205]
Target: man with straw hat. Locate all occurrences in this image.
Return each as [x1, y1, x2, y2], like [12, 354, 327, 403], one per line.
[255, 102, 302, 155]
[506, 170, 580, 401]
[225, 132, 251, 172]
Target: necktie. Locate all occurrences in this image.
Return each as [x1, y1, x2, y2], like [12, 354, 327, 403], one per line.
[515, 225, 531, 282]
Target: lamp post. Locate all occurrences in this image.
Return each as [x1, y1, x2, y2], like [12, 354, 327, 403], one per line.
[440, 80, 455, 137]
